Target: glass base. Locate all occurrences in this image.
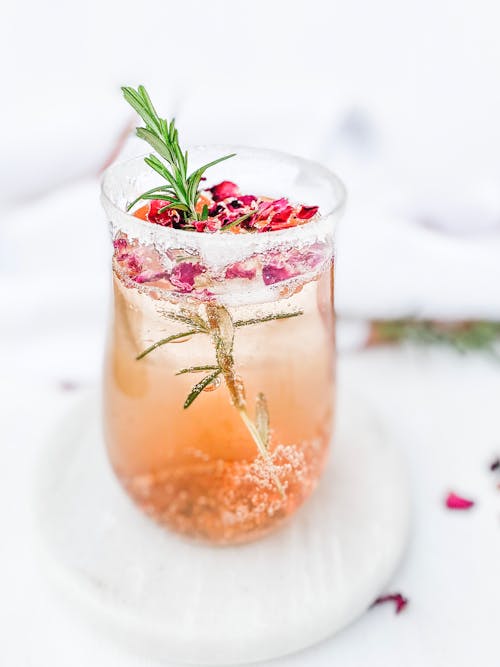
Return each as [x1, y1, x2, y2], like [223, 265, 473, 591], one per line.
[35, 388, 410, 665]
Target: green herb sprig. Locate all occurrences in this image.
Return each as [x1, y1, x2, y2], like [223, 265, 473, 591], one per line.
[372, 320, 500, 356]
[136, 306, 303, 496]
[121, 85, 235, 220]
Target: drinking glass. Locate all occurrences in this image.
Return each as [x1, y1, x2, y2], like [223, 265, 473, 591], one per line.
[101, 147, 346, 544]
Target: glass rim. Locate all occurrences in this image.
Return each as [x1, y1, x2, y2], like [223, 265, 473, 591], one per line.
[101, 145, 347, 249]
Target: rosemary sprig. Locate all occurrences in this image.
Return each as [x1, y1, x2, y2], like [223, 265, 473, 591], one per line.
[204, 303, 284, 495]
[136, 304, 302, 495]
[136, 310, 303, 360]
[371, 319, 500, 356]
[121, 85, 235, 220]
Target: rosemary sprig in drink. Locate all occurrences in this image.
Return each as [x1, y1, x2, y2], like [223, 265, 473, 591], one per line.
[136, 306, 303, 496]
[122, 85, 295, 495]
[121, 85, 235, 220]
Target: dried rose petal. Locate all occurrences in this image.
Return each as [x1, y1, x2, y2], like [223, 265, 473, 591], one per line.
[239, 194, 257, 206]
[225, 260, 257, 280]
[209, 181, 239, 202]
[302, 249, 326, 270]
[445, 492, 475, 510]
[59, 380, 79, 392]
[296, 205, 319, 220]
[148, 200, 182, 227]
[490, 458, 500, 472]
[194, 219, 207, 233]
[205, 217, 223, 233]
[134, 270, 168, 284]
[270, 205, 294, 225]
[372, 593, 408, 614]
[257, 198, 289, 218]
[170, 262, 205, 292]
[125, 253, 142, 274]
[262, 263, 298, 285]
[113, 237, 128, 250]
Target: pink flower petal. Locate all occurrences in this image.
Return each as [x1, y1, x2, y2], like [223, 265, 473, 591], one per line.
[134, 270, 168, 284]
[209, 181, 240, 202]
[262, 263, 298, 285]
[125, 254, 142, 274]
[59, 380, 79, 392]
[225, 261, 257, 280]
[113, 237, 128, 250]
[445, 492, 475, 510]
[296, 205, 319, 220]
[205, 217, 223, 233]
[170, 262, 205, 292]
[372, 593, 408, 614]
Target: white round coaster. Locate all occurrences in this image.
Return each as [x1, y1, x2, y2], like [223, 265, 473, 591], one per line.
[35, 389, 410, 665]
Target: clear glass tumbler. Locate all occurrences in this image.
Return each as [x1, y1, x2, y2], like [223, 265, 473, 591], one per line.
[101, 147, 345, 544]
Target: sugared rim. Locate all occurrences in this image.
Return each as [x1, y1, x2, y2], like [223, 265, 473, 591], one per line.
[100, 145, 347, 249]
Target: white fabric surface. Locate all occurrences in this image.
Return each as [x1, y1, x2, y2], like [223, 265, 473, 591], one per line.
[2, 349, 500, 667]
[1, 178, 500, 666]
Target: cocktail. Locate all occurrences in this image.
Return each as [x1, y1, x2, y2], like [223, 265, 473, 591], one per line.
[101, 87, 345, 544]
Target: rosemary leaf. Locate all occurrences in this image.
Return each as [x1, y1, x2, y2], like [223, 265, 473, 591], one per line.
[162, 311, 208, 330]
[136, 329, 200, 360]
[175, 365, 219, 376]
[238, 408, 285, 496]
[158, 202, 191, 213]
[136, 127, 176, 163]
[221, 210, 256, 231]
[184, 370, 222, 409]
[255, 392, 270, 450]
[235, 310, 303, 328]
[126, 186, 173, 211]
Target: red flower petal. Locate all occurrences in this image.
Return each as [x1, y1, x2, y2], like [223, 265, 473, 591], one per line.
[147, 200, 182, 226]
[256, 198, 287, 219]
[296, 205, 319, 220]
[445, 492, 475, 510]
[194, 219, 207, 233]
[209, 181, 240, 202]
[238, 195, 257, 206]
[270, 205, 294, 225]
[170, 262, 205, 292]
[372, 593, 408, 614]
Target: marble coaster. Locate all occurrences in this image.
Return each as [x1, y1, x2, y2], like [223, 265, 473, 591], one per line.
[35, 389, 410, 665]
